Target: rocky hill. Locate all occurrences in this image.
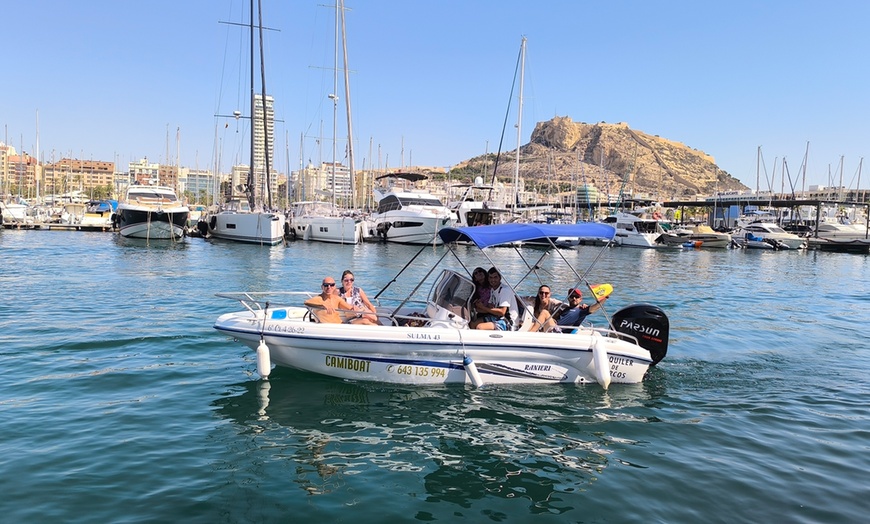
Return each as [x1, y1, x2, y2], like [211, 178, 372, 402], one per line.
[450, 116, 747, 200]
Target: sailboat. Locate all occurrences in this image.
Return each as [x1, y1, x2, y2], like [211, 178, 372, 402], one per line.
[289, 0, 364, 244]
[200, 0, 286, 246]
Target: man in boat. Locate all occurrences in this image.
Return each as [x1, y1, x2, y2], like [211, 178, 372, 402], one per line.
[304, 277, 357, 324]
[533, 288, 607, 333]
[469, 268, 512, 330]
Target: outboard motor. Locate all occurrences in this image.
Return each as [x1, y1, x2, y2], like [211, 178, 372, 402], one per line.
[611, 304, 669, 365]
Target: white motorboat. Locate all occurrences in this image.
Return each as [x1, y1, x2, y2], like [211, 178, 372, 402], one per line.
[79, 200, 117, 231]
[603, 211, 667, 248]
[658, 224, 732, 248]
[731, 221, 806, 250]
[214, 223, 670, 389]
[116, 185, 189, 239]
[368, 172, 455, 244]
[289, 201, 363, 244]
[447, 181, 512, 228]
[203, 197, 285, 246]
[1, 197, 32, 227]
[814, 215, 869, 241]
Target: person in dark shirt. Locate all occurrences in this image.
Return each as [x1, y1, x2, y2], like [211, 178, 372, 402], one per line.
[532, 287, 607, 332]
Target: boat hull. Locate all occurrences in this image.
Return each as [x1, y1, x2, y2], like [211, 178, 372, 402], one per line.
[292, 215, 362, 244]
[209, 212, 285, 245]
[118, 206, 188, 239]
[214, 307, 653, 385]
[369, 214, 453, 244]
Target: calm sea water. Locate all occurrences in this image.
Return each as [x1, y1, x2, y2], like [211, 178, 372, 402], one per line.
[1, 230, 868, 523]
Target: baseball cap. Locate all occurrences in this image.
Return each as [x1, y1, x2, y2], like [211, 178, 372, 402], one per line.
[568, 288, 583, 298]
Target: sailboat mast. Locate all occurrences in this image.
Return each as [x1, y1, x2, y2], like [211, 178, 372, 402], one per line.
[247, 0, 256, 210]
[330, 0, 338, 208]
[339, 0, 355, 209]
[257, 0, 273, 210]
[514, 36, 526, 210]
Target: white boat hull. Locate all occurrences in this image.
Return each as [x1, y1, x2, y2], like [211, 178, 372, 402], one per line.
[293, 215, 362, 244]
[210, 212, 285, 245]
[369, 214, 453, 244]
[214, 307, 653, 385]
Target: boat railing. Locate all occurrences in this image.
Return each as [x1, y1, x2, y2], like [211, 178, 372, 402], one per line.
[584, 323, 643, 347]
[215, 291, 317, 314]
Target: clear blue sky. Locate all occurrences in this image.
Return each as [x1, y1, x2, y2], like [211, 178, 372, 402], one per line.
[4, 0, 870, 192]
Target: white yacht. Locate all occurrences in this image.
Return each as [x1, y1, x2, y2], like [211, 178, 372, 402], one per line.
[731, 221, 806, 250]
[447, 181, 512, 228]
[814, 215, 869, 241]
[368, 173, 455, 244]
[117, 185, 189, 239]
[602, 211, 666, 248]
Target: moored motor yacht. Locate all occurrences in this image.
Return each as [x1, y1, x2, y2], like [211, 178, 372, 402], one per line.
[116, 184, 189, 239]
[603, 211, 666, 248]
[367, 172, 455, 244]
[731, 221, 806, 250]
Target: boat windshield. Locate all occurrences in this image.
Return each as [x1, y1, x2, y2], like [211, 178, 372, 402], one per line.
[377, 194, 445, 213]
[428, 270, 475, 316]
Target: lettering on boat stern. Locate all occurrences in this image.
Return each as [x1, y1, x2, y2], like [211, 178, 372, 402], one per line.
[325, 355, 371, 373]
[609, 355, 634, 380]
[524, 365, 552, 372]
[618, 319, 663, 342]
[407, 332, 441, 340]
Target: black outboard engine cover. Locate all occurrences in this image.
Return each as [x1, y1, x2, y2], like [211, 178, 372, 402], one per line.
[612, 304, 669, 365]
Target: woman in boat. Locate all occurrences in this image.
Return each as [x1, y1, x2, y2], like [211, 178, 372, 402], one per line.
[338, 270, 378, 324]
[471, 267, 490, 305]
[527, 284, 563, 332]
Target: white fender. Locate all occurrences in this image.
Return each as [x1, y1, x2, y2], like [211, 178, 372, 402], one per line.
[592, 332, 611, 390]
[256, 339, 272, 379]
[463, 355, 484, 388]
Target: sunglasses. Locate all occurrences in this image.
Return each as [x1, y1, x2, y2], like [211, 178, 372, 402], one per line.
[539, 291, 550, 296]
[322, 282, 336, 287]
[343, 277, 354, 282]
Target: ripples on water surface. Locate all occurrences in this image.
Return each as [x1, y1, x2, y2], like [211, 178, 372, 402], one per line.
[1, 230, 867, 522]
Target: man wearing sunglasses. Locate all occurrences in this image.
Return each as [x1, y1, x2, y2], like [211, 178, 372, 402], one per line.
[529, 287, 607, 333]
[304, 277, 356, 323]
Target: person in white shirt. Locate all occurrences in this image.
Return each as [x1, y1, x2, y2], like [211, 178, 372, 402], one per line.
[470, 268, 512, 330]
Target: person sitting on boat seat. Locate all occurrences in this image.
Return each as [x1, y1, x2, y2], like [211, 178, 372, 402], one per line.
[338, 269, 378, 325]
[526, 284, 563, 333]
[532, 288, 606, 333]
[304, 277, 358, 324]
[469, 268, 511, 330]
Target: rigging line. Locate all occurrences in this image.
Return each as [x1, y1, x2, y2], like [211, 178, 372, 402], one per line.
[489, 41, 524, 187]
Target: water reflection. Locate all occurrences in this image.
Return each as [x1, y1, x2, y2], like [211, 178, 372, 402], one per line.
[212, 370, 666, 509]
